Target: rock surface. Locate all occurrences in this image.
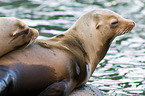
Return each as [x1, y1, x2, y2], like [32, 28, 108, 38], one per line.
[69, 84, 104, 96]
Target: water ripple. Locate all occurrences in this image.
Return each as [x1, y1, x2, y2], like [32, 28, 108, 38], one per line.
[0, 0, 145, 95]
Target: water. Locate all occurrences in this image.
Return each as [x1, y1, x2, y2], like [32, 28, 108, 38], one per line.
[0, 0, 145, 95]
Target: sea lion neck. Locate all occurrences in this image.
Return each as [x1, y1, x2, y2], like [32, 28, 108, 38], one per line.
[59, 30, 88, 61]
[63, 27, 111, 74]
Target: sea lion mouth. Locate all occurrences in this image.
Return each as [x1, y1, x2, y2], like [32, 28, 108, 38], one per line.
[116, 24, 135, 36]
[10, 28, 30, 42]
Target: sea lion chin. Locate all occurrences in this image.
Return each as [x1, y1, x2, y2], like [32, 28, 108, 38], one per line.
[0, 17, 39, 57]
[0, 9, 135, 96]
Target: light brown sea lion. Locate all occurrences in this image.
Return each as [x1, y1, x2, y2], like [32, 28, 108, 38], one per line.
[0, 17, 38, 57]
[0, 9, 135, 96]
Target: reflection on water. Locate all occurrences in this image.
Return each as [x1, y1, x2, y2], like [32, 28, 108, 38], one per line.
[0, 0, 145, 95]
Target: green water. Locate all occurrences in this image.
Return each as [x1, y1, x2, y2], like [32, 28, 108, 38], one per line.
[0, 0, 145, 95]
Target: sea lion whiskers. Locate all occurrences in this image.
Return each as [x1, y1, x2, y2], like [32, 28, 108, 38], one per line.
[112, 24, 133, 40]
[109, 25, 130, 44]
[24, 28, 39, 48]
[122, 26, 132, 35]
[109, 27, 125, 44]
[121, 26, 128, 35]
[116, 26, 128, 36]
[116, 28, 125, 36]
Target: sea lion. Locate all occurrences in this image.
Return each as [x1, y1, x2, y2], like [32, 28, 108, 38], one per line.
[0, 9, 135, 96]
[0, 17, 38, 57]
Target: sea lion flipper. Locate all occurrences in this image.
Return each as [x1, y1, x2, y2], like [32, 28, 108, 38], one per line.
[0, 65, 16, 95]
[39, 81, 68, 96]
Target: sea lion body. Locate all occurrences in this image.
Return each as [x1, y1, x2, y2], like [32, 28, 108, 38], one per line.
[0, 9, 135, 96]
[0, 17, 38, 57]
[0, 43, 70, 95]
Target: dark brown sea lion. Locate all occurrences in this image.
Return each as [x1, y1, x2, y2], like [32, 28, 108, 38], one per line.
[0, 9, 135, 96]
[0, 17, 38, 57]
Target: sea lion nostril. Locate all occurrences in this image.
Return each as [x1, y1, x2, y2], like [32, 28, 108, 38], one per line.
[24, 28, 30, 34]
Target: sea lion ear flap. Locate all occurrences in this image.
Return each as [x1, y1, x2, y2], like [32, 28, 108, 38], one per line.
[93, 14, 101, 29]
[96, 25, 100, 29]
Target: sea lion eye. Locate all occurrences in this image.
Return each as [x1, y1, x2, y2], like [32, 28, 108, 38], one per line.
[111, 21, 118, 25]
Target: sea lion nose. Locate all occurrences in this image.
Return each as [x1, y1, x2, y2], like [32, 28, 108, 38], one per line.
[29, 28, 39, 38]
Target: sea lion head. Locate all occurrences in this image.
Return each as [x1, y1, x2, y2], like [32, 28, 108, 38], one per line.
[71, 9, 135, 43]
[93, 9, 135, 37]
[0, 17, 39, 44]
[0, 17, 39, 56]
[65, 9, 135, 74]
